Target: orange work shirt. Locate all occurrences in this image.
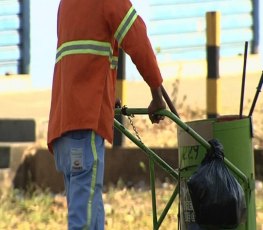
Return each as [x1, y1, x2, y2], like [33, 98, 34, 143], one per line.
[47, 0, 163, 152]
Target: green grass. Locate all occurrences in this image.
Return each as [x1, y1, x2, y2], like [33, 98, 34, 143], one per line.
[0, 184, 262, 230]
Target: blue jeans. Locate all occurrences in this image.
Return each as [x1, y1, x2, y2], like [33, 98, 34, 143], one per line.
[53, 130, 105, 230]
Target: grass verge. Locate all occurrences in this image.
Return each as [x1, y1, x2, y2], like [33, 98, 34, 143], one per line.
[0, 184, 262, 230]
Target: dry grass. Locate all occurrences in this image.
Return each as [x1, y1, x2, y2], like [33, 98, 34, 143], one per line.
[1, 183, 263, 230]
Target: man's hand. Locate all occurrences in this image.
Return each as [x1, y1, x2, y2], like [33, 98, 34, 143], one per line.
[148, 86, 166, 124]
[115, 98, 122, 108]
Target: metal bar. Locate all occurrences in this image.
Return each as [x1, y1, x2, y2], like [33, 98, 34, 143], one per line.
[113, 118, 179, 180]
[245, 191, 250, 229]
[161, 85, 180, 118]
[114, 118, 179, 229]
[239, 41, 248, 118]
[223, 158, 248, 187]
[248, 71, 263, 117]
[158, 109, 248, 185]
[149, 158, 158, 229]
[252, 0, 260, 54]
[20, 0, 30, 74]
[115, 108, 211, 149]
[157, 184, 179, 229]
[115, 108, 249, 185]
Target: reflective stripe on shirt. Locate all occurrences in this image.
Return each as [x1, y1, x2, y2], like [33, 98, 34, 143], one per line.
[114, 6, 138, 45]
[110, 55, 118, 69]
[55, 40, 118, 69]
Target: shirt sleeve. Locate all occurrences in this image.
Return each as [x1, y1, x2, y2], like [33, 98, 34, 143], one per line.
[104, 0, 163, 89]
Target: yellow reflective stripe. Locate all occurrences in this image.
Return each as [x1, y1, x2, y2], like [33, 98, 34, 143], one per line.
[87, 131, 98, 229]
[56, 40, 112, 63]
[114, 6, 138, 45]
[110, 56, 118, 69]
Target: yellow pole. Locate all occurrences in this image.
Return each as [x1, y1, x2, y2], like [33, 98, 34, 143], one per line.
[206, 11, 222, 118]
[114, 49, 126, 146]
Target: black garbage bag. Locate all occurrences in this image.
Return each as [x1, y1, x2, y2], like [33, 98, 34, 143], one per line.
[187, 139, 247, 229]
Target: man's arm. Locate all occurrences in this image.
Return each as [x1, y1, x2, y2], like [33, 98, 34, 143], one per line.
[105, 0, 166, 121]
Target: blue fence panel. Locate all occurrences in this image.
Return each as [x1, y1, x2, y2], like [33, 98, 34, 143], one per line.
[0, 61, 19, 75]
[0, 15, 20, 31]
[0, 0, 29, 75]
[149, 14, 253, 36]
[0, 31, 20, 46]
[149, 1, 252, 20]
[148, 0, 254, 61]
[0, 46, 20, 61]
[0, 0, 20, 16]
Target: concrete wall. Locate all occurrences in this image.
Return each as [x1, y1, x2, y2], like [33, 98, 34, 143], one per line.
[1, 146, 263, 193]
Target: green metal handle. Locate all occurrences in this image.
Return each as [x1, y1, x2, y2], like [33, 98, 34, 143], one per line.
[115, 108, 249, 186]
[115, 108, 211, 149]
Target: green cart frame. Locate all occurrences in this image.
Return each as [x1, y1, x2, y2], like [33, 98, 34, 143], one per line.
[114, 108, 250, 230]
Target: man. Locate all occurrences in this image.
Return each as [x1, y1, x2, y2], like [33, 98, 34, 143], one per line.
[47, 0, 166, 229]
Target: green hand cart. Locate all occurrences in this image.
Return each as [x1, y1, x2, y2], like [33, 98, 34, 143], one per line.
[114, 108, 256, 230]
